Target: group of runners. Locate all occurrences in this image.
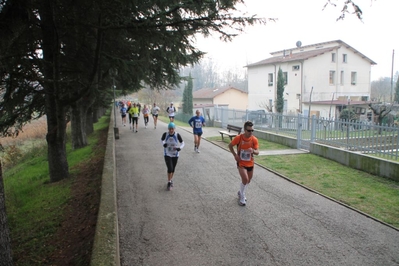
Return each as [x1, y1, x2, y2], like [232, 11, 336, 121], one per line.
[119, 102, 161, 132]
[160, 108, 259, 206]
[120, 100, 259, 206]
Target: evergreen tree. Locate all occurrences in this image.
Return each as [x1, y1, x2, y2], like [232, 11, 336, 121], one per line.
[182, 73, 194, 114]
[0, 0, 263, 182]
[394, 76, 399, 103]
[276, 67, 285, 114]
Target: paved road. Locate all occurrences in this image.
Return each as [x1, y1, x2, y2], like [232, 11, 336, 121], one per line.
[116, 120, 399, 266]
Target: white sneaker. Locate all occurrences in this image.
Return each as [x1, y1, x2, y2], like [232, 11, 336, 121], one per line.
[237, 191, 247, 202]
[196, 149, 200, 153]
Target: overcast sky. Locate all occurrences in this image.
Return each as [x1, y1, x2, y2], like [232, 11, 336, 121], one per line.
[195, 0, 399, 82]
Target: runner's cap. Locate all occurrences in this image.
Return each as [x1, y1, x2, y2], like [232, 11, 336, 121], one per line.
[168, 122, 175, 129]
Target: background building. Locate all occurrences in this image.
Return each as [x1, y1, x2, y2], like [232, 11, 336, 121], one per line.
[246, 40, 376, 119]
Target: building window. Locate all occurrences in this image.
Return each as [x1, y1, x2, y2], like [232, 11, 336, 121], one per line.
[343, 54, 347, 63]
[268, 73, 273, 86]
[329, 71, 335, 85]
[351, 72, 357, 85]
[283, 72, 288, 85]
[332, 53, 336, 62]
[292, 65, 300, 71]
[340, 71, 344, 85]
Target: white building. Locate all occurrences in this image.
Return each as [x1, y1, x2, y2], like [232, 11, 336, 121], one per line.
[246, 40, 376, 119]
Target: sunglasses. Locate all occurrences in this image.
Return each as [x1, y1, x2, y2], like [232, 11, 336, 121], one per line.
[246, 129, 254, 132]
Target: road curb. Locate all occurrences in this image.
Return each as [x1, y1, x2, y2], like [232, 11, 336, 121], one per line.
[91, 108, 120, 266]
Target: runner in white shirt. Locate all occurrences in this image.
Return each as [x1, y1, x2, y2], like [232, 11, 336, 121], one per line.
[151, 103, 161, 129]
[166, 102, 176, 122]
[161, 122, 185, 190]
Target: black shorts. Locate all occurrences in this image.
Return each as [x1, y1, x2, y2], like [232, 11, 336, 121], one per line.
[152, 114, 158, 117]
[236, 163, 254, 172]
[193, 132, 203, 137]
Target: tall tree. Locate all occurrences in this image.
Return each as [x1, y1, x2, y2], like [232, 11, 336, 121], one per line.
[276, 67, 285, 114]
[182, 73, 193, 114]
[394, 76, 399, 103]
[0, 0, 264, 182]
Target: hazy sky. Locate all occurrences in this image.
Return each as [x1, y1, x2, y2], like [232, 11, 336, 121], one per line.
[195, 0, 399, 82]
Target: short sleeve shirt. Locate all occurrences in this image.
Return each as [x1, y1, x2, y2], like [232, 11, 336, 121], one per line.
[230, 134, 259, 167]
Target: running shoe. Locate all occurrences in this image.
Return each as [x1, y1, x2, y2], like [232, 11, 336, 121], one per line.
[196, 149, 200, 153]
[238, 200, 246, 206]
[237, 191, 247, 202]
[167, 181, 172, 191]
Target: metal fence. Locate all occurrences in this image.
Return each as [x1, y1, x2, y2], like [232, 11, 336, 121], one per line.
[212, 107, 399, 161]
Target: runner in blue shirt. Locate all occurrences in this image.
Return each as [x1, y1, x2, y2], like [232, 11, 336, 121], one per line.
[188, 110, 206, 153]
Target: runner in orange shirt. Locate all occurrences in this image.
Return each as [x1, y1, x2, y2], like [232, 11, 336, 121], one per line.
[228, 121, 259, 206]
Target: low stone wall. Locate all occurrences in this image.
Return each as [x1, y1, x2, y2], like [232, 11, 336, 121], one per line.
[91, 107, 120, 266]
[253, 129, 399, 181]
[310, 143, 399, 181]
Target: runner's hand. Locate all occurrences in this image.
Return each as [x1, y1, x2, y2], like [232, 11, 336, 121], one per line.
[163, 143, 167, 147]
[176, 148, 181, 151]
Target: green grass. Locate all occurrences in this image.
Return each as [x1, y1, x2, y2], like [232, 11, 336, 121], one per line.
[4, 113, 110, 264]
[257, 154, 399, 228]
[208, 135, 399, 229]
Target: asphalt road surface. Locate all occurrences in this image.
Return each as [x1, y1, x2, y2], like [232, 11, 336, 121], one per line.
[116, 120, 399, 266]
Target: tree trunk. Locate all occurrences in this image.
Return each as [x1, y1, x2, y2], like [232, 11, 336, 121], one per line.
[41, 1, 70, 182]
[0, 161, 14, 266]
[71, 102, 88, 150]
[92, 105, 100, 123]
[45, 102, 70, 182]
[86, 106, 94, 136]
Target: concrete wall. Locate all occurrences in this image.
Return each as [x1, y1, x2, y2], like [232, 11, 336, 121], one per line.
[252, 129, 399, 181]
[91, 107, 120, 266]
[310, 143, 399, 181]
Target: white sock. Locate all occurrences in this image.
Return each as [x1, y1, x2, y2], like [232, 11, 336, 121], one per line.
[240, 183, 245, 200]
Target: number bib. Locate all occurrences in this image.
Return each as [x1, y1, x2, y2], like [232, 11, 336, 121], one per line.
[240, 149, 252, 161]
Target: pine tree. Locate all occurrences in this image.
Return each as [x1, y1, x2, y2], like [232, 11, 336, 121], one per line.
[276, 67, 285, 114]
[394, 76, 399, 103]
[183, 73, 194, 114]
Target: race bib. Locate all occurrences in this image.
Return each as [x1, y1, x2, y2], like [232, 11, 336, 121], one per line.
[166, 142, 178, 157]
[240, 149, 251, 161]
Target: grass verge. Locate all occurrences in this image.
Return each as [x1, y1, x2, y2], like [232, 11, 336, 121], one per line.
[4, 113, 109, 265]
[207, 135, 399, 229]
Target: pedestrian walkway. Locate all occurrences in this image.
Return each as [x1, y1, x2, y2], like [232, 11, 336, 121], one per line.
[115, 120, 399, 266]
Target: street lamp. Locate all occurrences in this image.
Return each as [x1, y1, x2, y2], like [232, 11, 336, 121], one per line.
[110, 68, 119, 139]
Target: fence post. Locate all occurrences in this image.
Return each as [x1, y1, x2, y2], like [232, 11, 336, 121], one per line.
[297, 114, 302, 149]
[311, 115, 316, 142]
